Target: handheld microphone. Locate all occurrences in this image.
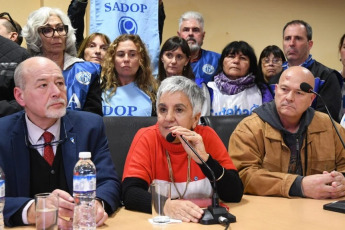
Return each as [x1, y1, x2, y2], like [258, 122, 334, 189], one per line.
[166, 133, 236, 225]
[300, 82, 345, 149]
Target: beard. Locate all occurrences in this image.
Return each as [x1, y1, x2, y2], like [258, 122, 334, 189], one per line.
[45, 98, 67, 118]
[186, 37, 202, 53]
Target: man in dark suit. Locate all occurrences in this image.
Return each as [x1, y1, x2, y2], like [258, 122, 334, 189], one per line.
[0, 57, 121, 228]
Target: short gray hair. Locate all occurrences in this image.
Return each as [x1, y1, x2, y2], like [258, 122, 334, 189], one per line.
[22, 7, 76, 56]
[14, 60, 26, 89]
[178, 11, 204, 31]
[156, 76, 205, 116]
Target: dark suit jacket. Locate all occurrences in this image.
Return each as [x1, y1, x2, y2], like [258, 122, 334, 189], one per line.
[0, 110, 121, 226]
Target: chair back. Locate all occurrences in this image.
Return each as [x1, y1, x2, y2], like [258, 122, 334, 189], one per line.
[103, 116, 157, 179]
[200, 115, 246, 148]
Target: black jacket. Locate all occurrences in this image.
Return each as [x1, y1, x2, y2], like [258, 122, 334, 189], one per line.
[0, 36, 30, 117]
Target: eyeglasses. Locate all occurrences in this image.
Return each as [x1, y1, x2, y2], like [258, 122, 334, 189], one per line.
[0, 12, 18, 33]
[38, 25, 68, 38]
[262, 58, 282, 66]
[25, 122, 68, 150]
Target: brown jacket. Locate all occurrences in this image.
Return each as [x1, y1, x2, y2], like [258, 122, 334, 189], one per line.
[229, 111, 345, 197]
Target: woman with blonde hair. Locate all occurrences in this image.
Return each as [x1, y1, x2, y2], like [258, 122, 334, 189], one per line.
[101, 34, 157, 116]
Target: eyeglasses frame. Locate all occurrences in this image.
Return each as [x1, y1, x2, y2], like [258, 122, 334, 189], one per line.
[38, 24, 69, 38]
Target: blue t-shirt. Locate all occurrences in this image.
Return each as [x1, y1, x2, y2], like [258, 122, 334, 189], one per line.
[102, 82, 152, 116]
[191, 49, 220, 86]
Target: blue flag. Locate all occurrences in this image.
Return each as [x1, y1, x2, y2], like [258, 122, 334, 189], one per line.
[90, 0, 159, 75]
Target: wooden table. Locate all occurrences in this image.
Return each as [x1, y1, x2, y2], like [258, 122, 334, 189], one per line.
[8, 195, 345, 230]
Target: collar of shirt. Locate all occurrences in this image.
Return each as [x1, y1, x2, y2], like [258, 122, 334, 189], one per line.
[25, 114, 61, 156]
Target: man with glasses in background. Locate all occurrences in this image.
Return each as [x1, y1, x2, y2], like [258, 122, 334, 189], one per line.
[0, 12, 29, 117]
[268, 20, 342, 122]
[0, 56, 121, 228]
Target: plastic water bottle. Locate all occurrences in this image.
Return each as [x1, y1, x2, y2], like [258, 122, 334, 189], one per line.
[73, 152, 96, 230]
[0, 167, 5, 230]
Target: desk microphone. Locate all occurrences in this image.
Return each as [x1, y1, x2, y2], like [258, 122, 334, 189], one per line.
[300, 82, 345, 149]
[166, 133, 236, 225]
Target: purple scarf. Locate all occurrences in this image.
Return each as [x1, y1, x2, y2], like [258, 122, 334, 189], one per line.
[214, 72, 256, 95]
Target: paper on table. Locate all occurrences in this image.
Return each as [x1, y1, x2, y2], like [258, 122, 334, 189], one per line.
[148, 218, 182, 224]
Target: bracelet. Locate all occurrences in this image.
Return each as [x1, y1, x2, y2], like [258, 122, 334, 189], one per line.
[216, 167, 225, 181]
[95, 198, 105, 209]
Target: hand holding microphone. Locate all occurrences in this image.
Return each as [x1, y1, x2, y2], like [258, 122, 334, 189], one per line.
[167, 127, 209, 164]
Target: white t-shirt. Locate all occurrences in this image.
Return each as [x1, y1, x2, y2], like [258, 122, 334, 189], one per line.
[207, 81, 262, 116]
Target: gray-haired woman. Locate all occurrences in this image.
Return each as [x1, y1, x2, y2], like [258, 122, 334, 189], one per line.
[22, 7, 102, 116]
[122, 76, 243, 222]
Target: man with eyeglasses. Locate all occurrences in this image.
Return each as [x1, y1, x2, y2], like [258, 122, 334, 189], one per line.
[0, 57, 121, 228]
[0, 12, 30, 117]
[268, 20, 342, 122]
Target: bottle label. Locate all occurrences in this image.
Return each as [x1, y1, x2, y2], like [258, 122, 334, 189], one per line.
[73, 175, 96, 192]
[0, 180, 4, 198]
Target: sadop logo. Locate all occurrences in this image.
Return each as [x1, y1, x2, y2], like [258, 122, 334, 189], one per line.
[118, 16, 138, 34]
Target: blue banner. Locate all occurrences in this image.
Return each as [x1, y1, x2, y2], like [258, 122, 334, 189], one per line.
[90, 0, 159, 75]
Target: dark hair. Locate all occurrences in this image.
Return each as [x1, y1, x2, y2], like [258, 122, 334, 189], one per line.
[216, 41, 269, 91]
[216, 41, 258, 77]
[283, 20, 312, 40]
[257, 45, 286, 82]
[339, 34, 345, 52]
[0, 15, 23, 45]
[158, 36, 194, 82]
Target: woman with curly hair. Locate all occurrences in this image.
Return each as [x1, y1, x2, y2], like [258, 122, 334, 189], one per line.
[101, 34, 157, 116]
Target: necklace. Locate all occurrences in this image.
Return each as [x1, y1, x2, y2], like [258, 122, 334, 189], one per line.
[165, 150, 191, 199]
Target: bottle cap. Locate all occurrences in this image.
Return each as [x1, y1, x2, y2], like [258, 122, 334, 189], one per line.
[79, 151, 91, 158]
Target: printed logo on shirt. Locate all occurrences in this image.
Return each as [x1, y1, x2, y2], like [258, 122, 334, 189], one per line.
[75, 71, 92, 85]
[211, 104, 259, 116]
[67, 93, 82, 110]
[103, 105, 138, 116]
[202, 64, 215, 75]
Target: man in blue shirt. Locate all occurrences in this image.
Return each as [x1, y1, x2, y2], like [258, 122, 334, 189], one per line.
[177, 11, 220, 86]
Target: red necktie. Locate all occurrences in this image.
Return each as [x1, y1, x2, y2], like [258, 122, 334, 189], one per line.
[43, 131, 54, 166]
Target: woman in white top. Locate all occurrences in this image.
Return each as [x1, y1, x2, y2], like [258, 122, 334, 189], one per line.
[207, 41, 273, 116]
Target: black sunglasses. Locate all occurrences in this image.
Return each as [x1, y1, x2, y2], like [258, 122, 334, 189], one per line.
[25, 122, 68, 150]
[0, 12, 18, 33]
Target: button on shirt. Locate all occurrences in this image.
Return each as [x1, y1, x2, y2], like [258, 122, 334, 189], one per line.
[22, 114, 61, 224]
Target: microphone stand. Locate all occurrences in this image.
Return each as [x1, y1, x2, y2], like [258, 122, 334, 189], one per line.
[309, 90, 345, 149]
[180, 135, 236, 225]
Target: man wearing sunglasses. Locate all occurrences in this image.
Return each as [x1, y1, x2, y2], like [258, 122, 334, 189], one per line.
[0, 57, 121, 228]
[0, 12, 22, 45]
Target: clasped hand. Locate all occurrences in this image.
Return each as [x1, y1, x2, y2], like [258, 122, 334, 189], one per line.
[302, 171, 345, 199]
